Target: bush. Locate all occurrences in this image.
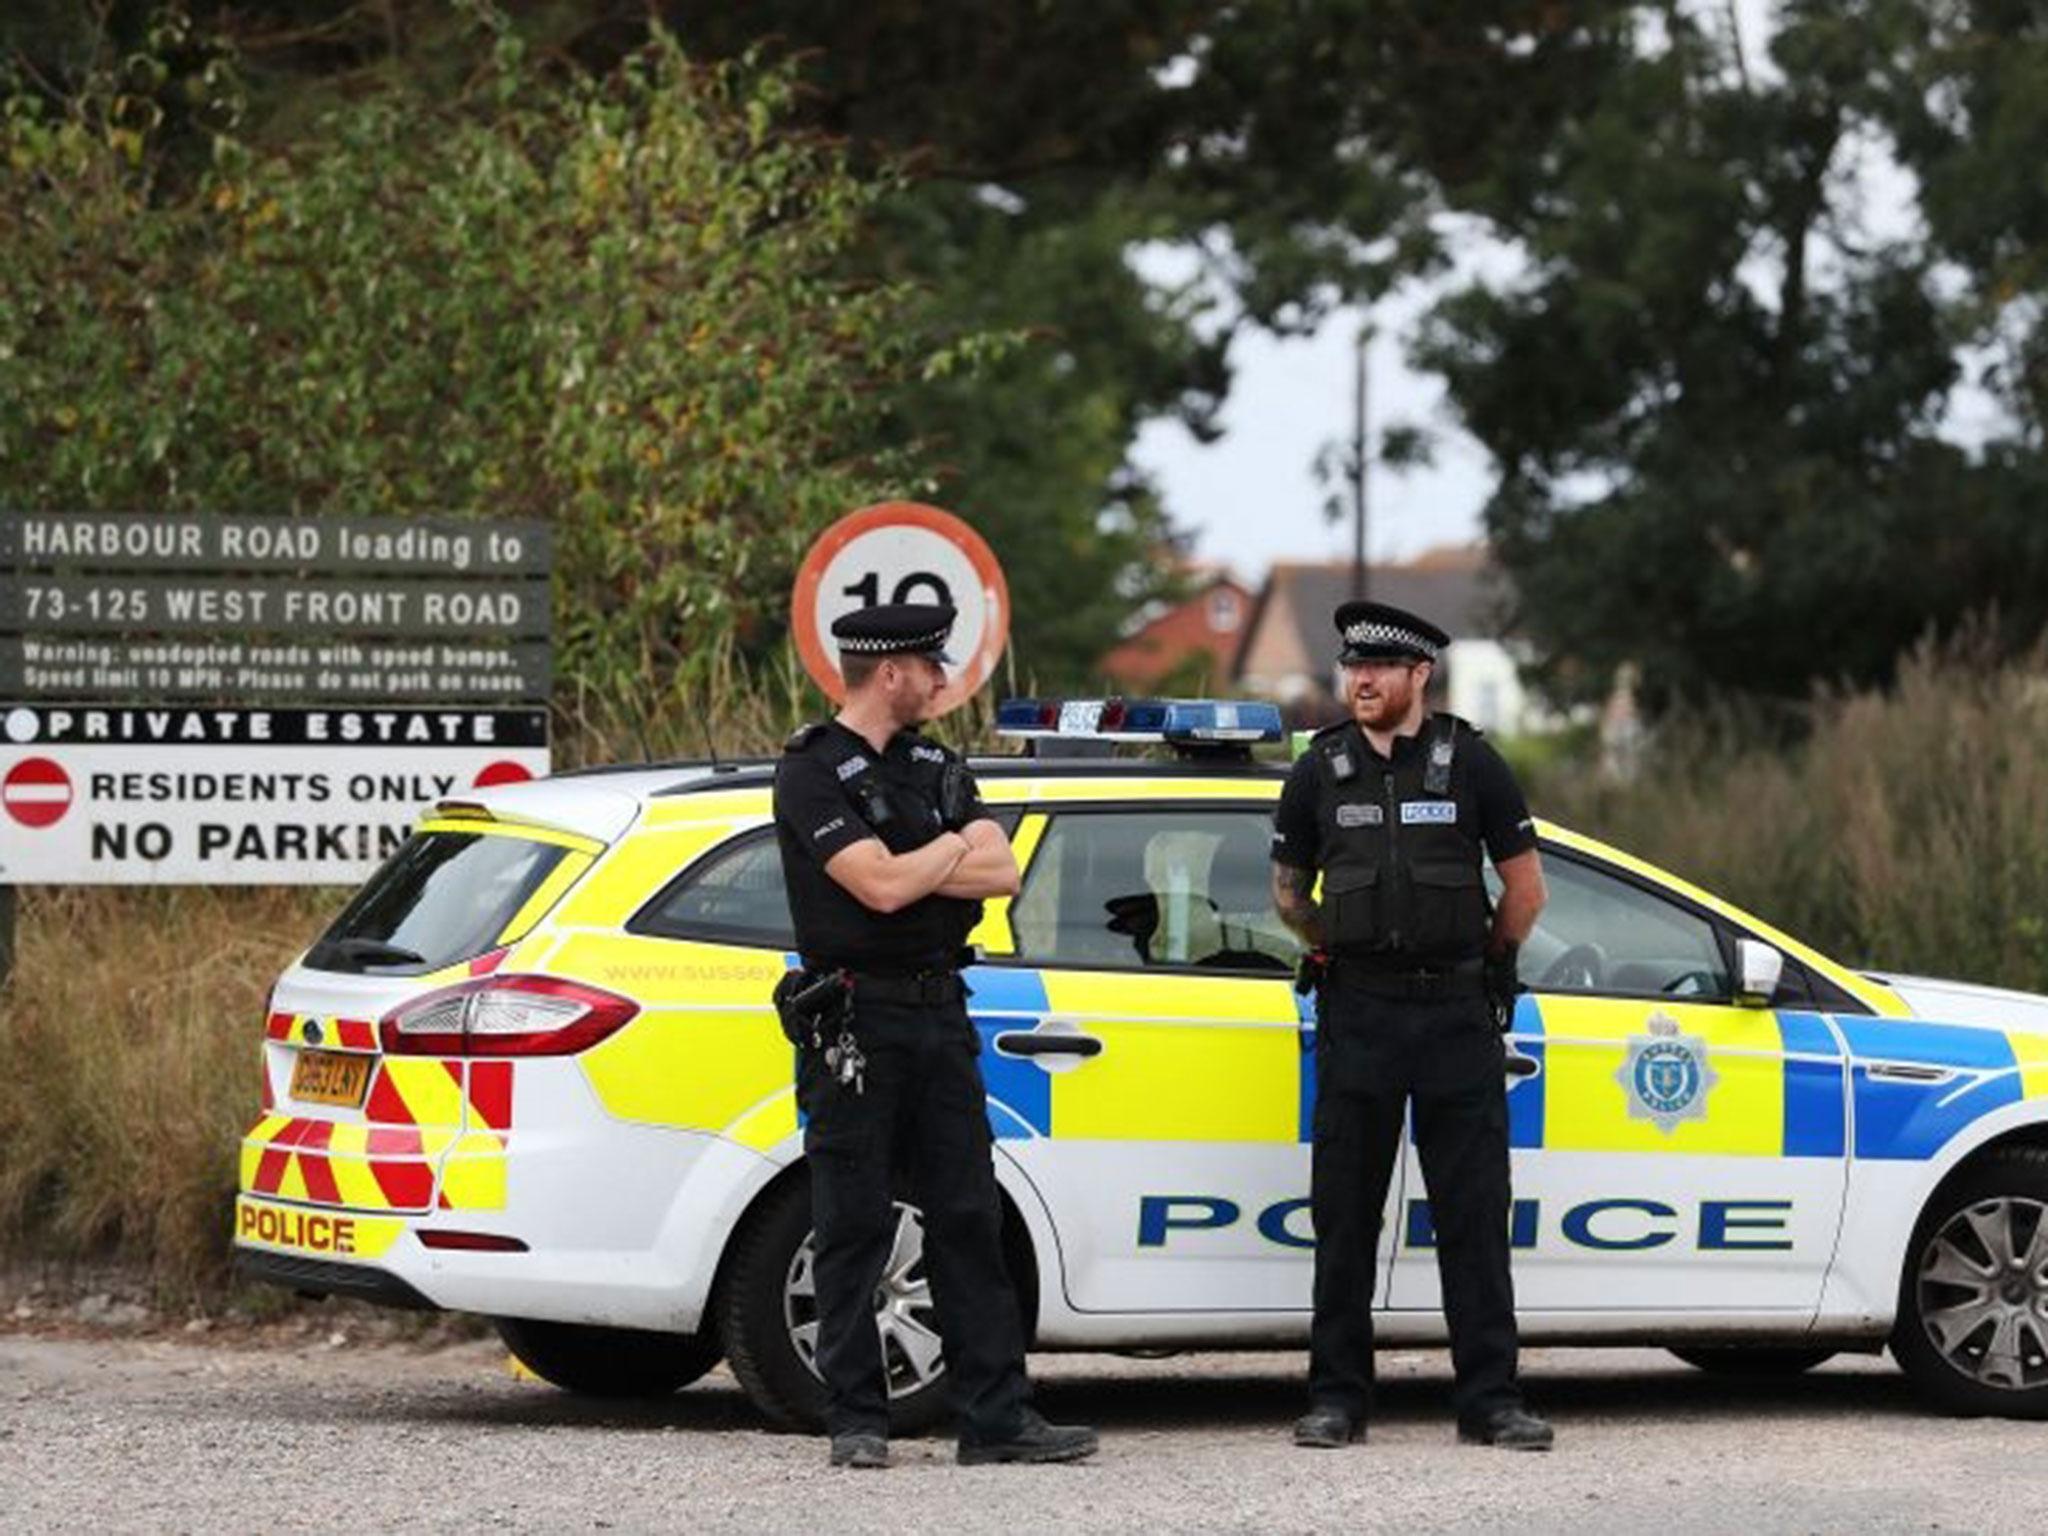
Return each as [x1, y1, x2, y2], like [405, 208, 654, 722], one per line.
[0, 9, 928, 703]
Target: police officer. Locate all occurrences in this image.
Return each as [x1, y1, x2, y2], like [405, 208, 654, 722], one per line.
[772, 602, 1098, 1470]
[1270, 599, 1554, 1452]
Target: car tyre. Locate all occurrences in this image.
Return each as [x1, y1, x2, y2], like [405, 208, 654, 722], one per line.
[1668, 1346, 1836, 1376]
[1893, 1145, 2048, 1418]
[494, 1317, 721, 1398]
[716, 1176, 952, 1435]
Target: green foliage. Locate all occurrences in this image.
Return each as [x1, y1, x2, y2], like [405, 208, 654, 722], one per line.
[1404, 3, 2048, 712]
[0, 13, 922, 704]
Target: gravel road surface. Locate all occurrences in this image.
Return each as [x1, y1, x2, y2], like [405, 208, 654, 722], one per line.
[1, 1332, 2038, 1534]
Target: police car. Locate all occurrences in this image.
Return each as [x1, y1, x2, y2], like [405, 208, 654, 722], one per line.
[235, 700, 2048, 1427]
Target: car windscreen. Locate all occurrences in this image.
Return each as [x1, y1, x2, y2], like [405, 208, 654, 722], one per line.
[304, 831, 569, 975]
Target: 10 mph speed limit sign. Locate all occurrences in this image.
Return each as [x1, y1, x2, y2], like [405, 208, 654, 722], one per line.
[791, 503, 1010, 715]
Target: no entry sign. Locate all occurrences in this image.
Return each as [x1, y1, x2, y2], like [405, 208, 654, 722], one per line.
[2, 756, 72, 828]
[791, 503, 1010, 714]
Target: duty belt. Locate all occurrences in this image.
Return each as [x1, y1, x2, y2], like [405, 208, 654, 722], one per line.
[1327, 956, 1486, 999]
[847, 970, 967, 1007]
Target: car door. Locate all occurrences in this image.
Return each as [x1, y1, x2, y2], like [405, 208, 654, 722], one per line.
[976, 802, 1404, 1314]
[1387, 847, 1849, 1316]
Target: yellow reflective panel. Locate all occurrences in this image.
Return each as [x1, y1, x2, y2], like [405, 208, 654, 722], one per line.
[1040, 970, 1298, 1142]
[553, 824, 737, 928]
[1535, 820, 1909, 1018]
[1537, 996, 1784, 1156]
[640, 790, 774, 826]
[1020, 778, 1283, 804]
[967, 814, 1048, 956]
[570, 936, 793, 1133]
[415, 819, 604, 855]
[234, 1197, 405, 1260]
[495, 851, 594, 946]
[440, 1132, 509, 1210]
[727, 1091, 799, 1151]
[2009, 1032, 2048, 1101]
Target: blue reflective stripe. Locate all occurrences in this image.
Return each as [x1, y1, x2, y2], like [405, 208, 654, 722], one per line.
[1296, 985, 1317, 1143]
[966, 965, 1052, 1138]
[1836, 1017, 2020, 1161]
[1778, 1011, 1845, 1158]
[1506, 997, 1545, 1150]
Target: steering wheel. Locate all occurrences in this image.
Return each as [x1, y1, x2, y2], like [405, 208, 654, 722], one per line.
[1537, 941, 1609, 991]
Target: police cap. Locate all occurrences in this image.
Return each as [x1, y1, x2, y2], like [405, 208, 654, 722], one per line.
[830, 602, 958, 665]
[1333, 599, 1450, 665]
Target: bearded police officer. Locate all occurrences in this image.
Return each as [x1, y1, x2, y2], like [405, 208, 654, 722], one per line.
[1271, 599, 1554, 1452]
[772, 602, 1098, 1471]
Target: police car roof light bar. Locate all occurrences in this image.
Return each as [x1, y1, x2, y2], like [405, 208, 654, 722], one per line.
[995, 698, 1285, 754]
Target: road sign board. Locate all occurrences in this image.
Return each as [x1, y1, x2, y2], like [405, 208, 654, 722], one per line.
[3, 756, 72, 828]
[790, 503, 1010, 713]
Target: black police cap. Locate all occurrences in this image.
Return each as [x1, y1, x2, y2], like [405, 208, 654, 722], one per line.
[831, 602, 958, 664]
[1333, 599, 1451, 664]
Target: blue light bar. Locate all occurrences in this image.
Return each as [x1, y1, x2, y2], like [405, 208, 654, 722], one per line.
[995, 698, 1284, 745]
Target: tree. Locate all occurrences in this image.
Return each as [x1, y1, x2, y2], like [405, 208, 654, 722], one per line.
[1403, 3, 2048, 711]
[0, 15, 929, 715]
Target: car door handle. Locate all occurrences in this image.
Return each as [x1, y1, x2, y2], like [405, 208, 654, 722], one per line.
[1504, 1051, 1539, 1079]
[994, 1032, 1104, 1059]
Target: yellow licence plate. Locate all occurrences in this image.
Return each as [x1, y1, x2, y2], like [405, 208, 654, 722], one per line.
[290, 1049, 372, 1108]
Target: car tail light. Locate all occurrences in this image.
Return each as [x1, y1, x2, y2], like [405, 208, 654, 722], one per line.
[378, 975, 638, 1058]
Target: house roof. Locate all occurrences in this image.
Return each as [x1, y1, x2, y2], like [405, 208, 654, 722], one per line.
[1239, 546, 1512, 685]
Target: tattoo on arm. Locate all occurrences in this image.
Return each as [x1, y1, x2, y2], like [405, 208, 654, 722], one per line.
[1271, 863, 1325, 949]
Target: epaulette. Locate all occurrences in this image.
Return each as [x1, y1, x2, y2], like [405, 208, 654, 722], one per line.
[783, 722, 827, 753]
[1309, 719, 1351, 742]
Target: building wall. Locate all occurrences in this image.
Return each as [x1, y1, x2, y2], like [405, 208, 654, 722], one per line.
[1099, 581, 1252, 692]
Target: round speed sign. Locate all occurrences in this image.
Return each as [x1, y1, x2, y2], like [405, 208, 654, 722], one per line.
[792, 504, 1010, 714]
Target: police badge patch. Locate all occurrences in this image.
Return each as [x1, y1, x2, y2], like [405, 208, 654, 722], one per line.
[1616, 1010, 1717, 1133]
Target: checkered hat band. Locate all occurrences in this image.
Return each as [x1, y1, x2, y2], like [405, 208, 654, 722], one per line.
[1343, 621, 1439, 660]
[838, 627, 949, 654]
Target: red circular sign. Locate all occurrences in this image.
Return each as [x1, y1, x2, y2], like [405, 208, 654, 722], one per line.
[791, 503, 1011, 714]
[3, 757, 73, 828]
[472, 761, 534, 788]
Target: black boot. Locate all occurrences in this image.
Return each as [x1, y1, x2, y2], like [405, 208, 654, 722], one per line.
[828, 1432, 890, 1469]
[1457, 1404, 1554, 1451]
[957, 1408, 1099, 1465]
[1292, 1405, 1364, 1448]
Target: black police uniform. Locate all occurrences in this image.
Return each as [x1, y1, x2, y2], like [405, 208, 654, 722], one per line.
[771, 666, 1032, 1447]
[1271, 606, 1539, 1435]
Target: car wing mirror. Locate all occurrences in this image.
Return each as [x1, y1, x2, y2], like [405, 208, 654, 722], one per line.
[1733, 938, 1784, 1008]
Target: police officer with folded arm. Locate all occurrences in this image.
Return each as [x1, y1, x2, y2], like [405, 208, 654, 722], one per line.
[1270, 600, 1553, 1452]
[772, 602, 1098, 1470]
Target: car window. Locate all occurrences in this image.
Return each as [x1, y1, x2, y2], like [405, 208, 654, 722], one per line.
[307, 831, 569, 975]
[1009, 809, 1298, 973]
[633, 830, 795, 949]
[1494, 854, 1730, 999]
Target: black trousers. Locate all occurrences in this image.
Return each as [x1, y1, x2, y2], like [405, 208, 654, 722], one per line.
[1308, 974, 1522, 1425]
[796, 992, 1031, 1442]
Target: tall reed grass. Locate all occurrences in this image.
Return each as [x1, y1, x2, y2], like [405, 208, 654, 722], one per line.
[1534, 644, 2048, 993]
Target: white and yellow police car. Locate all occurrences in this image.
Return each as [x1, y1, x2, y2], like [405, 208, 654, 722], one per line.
[236, 700, 2048, 1427]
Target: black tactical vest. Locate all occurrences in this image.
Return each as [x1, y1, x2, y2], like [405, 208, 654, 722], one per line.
[775, 721, 981, 970]
[1309, 714, 1491, 965]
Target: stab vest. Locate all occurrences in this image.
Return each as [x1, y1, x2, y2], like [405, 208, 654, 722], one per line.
[1309, 714, 1491, 965]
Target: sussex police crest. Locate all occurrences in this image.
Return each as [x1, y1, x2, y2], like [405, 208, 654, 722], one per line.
[1617, 1010, 1716, 1132]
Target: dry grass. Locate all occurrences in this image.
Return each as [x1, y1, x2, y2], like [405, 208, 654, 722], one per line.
[1535, 644, 2048, 992]
[0, 885, 337, 1303]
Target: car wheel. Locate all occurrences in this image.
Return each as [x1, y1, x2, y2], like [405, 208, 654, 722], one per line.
[1668, 1346, 1836, 1376]
[494, 1317, 721, 1398]
[1893, 1146, 2048, 1418]
[717, 1176, 951, 1435]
